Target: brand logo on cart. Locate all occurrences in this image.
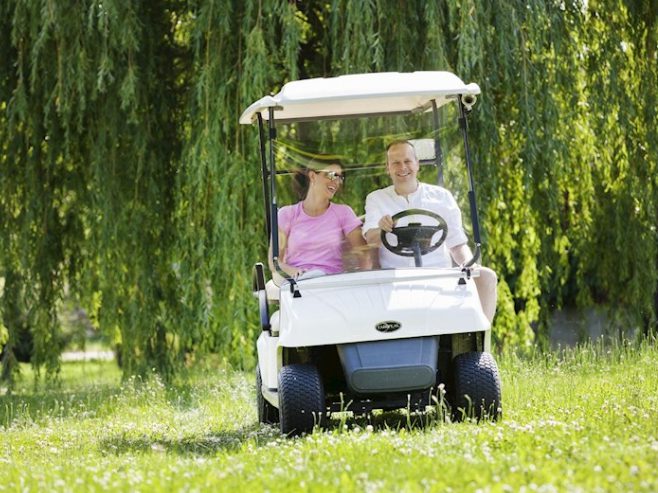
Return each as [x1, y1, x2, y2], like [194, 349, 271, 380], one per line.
[375, 321, 401, 333]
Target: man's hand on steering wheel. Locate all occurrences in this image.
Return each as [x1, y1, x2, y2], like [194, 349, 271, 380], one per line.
[378, 214, 395, 233]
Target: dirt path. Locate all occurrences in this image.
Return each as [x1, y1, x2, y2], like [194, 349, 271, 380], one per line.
[61, 350, 115, 362]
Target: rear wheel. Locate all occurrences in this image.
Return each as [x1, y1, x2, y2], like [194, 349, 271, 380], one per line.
[452, 351, 502, 421]
[278, 364, 326, 436]
[256, 365, 279, 425]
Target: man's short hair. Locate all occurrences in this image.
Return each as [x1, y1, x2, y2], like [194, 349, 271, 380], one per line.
[386, 139, 417, 159]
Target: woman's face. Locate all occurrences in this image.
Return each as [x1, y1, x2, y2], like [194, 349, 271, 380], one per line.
[310, 164, 344, 200]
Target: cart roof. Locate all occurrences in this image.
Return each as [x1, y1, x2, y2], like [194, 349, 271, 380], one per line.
[239, 71, 480, 125]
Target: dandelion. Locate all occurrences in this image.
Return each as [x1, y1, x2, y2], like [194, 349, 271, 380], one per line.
[150, 443, 165, 453]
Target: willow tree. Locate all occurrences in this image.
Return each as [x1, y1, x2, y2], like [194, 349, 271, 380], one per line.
[0, 0, 185, 382]
[1, 0, 656, 384]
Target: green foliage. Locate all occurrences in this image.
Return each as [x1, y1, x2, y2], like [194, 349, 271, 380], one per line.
[1, 0, 657, 381]
[1, 0, 184, 382]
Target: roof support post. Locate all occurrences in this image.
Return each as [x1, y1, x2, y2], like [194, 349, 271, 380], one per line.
[431, 100, 444, 187]
[458, 98, 481, 266]
[267, 108, 300, 296]
[257, 113, 271, 238]
[267, 108, 280, 260]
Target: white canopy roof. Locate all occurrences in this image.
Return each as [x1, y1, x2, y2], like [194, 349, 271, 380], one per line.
[239, 71, 480, 125]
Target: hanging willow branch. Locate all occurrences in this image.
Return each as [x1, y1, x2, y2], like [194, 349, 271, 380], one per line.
[1, 0, 656, 384]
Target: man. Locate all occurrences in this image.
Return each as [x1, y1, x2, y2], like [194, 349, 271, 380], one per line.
[363, 140, 497, 323]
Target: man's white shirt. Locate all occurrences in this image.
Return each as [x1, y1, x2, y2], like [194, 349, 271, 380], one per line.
[363, 183, 468, 268]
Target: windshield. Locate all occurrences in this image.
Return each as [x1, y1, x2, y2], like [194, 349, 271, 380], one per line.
[271, 105, 471, 222]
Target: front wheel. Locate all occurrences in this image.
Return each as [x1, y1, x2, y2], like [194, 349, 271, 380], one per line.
[278, 364, 326, 436]
[452, 351, 502, 421]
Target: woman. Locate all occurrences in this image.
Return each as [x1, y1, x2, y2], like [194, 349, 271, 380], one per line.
[269, 162, 367, 280]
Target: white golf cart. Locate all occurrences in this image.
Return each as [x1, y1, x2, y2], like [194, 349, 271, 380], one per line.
[240, 71, 501, 436]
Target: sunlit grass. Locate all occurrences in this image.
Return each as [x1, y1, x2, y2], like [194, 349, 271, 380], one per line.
[1, 341, 657, 492]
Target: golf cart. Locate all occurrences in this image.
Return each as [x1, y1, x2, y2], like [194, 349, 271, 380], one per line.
[240, 71, 501, 436]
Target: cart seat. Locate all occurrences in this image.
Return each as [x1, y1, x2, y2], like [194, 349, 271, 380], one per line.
[266, 279, 280, 302]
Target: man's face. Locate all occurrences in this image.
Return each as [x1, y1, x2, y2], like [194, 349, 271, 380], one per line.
[386, 143, 419, 188]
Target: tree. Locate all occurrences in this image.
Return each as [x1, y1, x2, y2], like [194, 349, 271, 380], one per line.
[1, 0, 656, 384]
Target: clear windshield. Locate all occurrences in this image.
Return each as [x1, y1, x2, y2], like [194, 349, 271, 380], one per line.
[271, 104, 471, 223]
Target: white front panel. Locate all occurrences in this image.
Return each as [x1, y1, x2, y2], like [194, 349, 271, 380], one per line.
[278, 269, 489, 347]
[257, 332, 281, 390]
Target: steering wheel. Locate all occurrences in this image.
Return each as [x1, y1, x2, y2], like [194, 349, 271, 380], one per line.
[380, 208, 448, 266]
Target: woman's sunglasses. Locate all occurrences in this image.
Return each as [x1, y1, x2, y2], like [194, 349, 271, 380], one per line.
[319, 170, 345, 183]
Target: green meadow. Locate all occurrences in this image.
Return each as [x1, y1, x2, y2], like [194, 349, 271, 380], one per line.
[1, 341, 657, 492]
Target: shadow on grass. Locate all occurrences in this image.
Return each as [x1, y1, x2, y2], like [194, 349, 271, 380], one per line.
[0, 382, 206, 428]
[96, 404, 486, 457]
[325, 408, 450, 432]
[99, 424, 280, 456]
[0, 367, 238, 429]
[0, 386, 122, 427]
[97, 416, 430, 457]
[98, 410, 451, 457]
[0, 360, 123, 427]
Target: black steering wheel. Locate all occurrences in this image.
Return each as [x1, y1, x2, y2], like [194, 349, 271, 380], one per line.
[380, 208, 448, 267]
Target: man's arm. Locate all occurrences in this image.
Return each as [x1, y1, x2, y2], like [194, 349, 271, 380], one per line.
[365, 213, 396, 246]
[449, 243, 476, 267]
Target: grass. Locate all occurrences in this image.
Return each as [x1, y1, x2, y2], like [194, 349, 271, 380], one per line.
[1, 341, 657, 492]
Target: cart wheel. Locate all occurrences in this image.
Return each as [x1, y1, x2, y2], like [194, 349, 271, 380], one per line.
[452, 351, 502, 421]
[256, 365, 279, 425]
[278, 364, 326, 436]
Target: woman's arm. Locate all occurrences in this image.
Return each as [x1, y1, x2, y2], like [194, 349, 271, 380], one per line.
[345, 227, 372, 270]
[269, 228, 303, 278]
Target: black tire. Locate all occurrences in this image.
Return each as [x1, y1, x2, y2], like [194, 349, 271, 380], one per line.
[452, 351, 502, 421]
[256, 365, 279, 425]
[278, 364, 326, 436]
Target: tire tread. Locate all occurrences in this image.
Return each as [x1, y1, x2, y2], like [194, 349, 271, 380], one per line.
[453, 351, 502, 421]
[278, 364, 325, 436]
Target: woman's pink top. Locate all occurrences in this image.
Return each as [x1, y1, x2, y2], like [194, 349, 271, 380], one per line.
[278, 202, 362, 274]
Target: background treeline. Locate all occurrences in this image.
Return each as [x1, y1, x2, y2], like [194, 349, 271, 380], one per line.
[0, 0, 656, 383]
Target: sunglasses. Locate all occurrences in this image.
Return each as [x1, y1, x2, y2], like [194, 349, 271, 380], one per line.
[319, 170, 345, 183]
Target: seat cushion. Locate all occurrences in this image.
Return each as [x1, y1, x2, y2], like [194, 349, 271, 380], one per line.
[265, 279, 280, 302]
